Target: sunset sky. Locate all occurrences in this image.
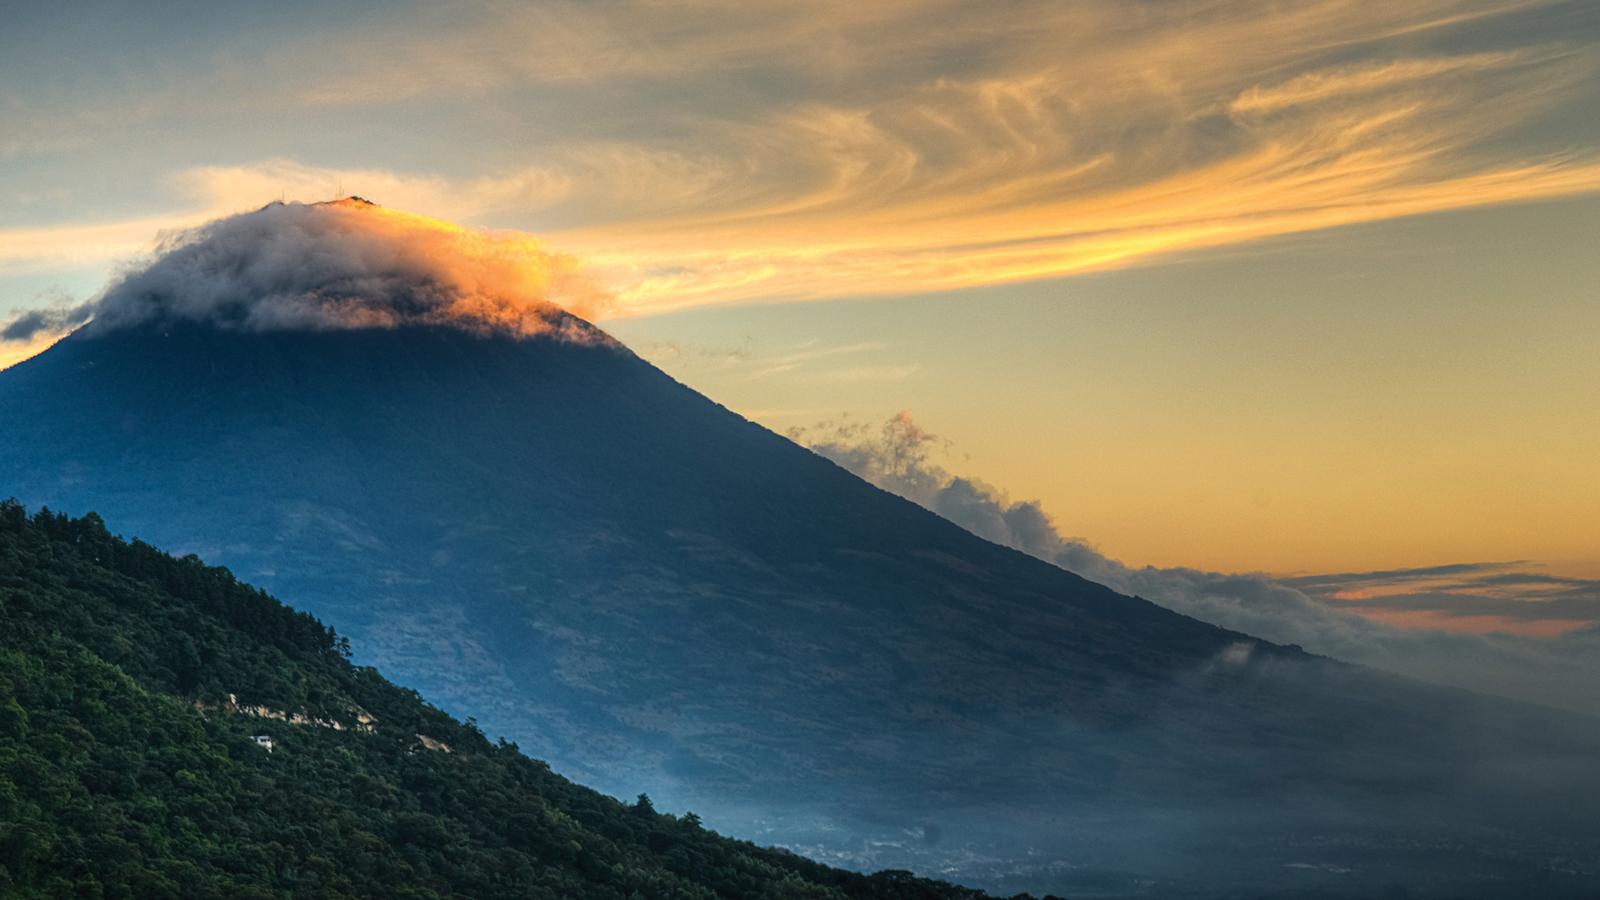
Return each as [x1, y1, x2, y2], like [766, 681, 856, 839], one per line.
[3, 0, 1597, 632]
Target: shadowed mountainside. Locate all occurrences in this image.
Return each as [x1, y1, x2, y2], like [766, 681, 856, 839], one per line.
[0, 503, 1010, 899]
[4, 321, 1600, 897]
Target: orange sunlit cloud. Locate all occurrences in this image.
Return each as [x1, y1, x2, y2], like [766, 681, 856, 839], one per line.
[1351, 608, 1593, 637]
[3, 0, 1599, 320]
[1284, 561, 1600, 636]
[82, 199, 613, 339]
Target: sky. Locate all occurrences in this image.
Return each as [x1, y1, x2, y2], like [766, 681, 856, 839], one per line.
[3, 0, 1598, 636]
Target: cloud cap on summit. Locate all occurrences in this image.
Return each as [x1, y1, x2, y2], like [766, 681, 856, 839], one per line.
[77, 198, 612, 342]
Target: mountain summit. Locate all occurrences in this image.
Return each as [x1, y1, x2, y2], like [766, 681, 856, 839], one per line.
[4, 203, 1599, 897]
[71, 198, 611, 340]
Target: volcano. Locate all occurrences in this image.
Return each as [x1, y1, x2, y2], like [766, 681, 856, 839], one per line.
[3, 202, 1598, 898]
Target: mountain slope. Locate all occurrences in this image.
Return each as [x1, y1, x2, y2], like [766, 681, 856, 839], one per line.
[0, 503, 1012, 900]
[5, 321, 1600, 896]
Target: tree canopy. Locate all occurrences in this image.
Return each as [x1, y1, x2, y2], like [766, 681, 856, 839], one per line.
[0, 502, 1052, 900]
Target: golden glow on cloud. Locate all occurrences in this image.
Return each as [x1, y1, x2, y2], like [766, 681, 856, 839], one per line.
[3, 0, 1598, 319]
[0, 332, 64, 372]
[85, 199, 613, 338]
[552, 39, 1600, 312]
[1352, 609, 1592, 638]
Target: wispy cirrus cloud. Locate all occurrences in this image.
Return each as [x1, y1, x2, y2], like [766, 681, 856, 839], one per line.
[747, 341, 887, 380]
[635, 336, 913, 384]
[1290, 564, 1600, 633]
[1282, 563, 1527, 593]
[4, 0, 1599, 318]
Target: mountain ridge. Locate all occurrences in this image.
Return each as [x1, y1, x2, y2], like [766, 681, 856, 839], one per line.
[5, 319, 1600, 896]
[0, 501, 1018, 899]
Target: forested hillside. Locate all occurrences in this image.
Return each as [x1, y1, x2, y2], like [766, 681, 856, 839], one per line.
[0, 503, 1022, 900]
[14, 322, 1600, 897]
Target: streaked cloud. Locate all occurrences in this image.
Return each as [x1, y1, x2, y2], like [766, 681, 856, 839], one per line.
[636, 336, 913, 387]
[815, 364, 921, 384]
[4, 0, 1598, 317]
[0, 212, 213, 273]
[748, 341, 888, 379]
[1283, 563, 1525, 593]
[1295, 563, 1600, 630]
[1225, 52, 1526, 116]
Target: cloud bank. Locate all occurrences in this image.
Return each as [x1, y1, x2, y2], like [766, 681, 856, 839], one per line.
[95, 198, 611, 339]
[794, 412, 1600, 717]
[1, 199, 613, 350]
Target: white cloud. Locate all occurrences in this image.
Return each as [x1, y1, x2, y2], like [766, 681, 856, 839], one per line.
[26, 199, 614, 344]
[795, 411, 1600, 716]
